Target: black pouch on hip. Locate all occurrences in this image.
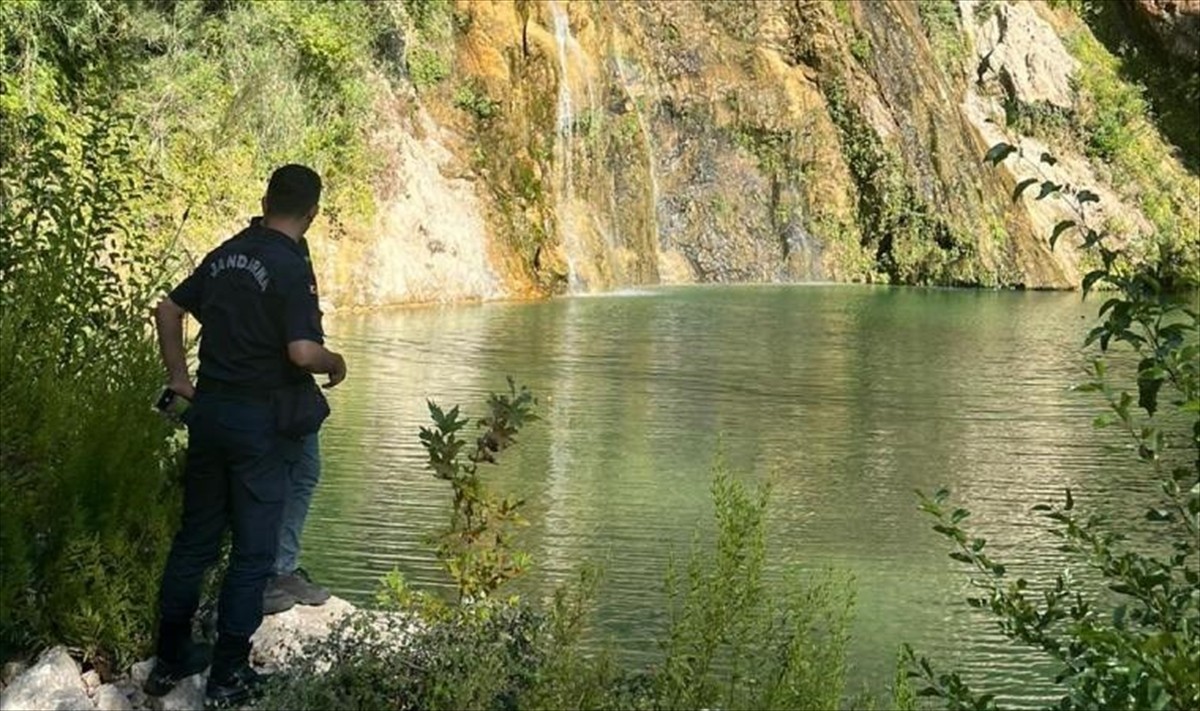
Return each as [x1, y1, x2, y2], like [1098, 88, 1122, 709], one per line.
[272, 380, 330, 438]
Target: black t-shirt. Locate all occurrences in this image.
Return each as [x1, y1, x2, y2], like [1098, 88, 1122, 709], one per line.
[169, 221, 323, 389]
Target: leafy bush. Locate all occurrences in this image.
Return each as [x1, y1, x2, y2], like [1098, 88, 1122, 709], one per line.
[407, 46, 450, 90]
[264, 386, 862, 710]
[453, 81, 501, 122]
[905, 144, 1199, 710]
[419, 380, 536, 602]
[916, 0, 967, 72]
[0, 109, 181, 671]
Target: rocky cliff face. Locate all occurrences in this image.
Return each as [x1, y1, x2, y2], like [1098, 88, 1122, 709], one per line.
[309, 0, 1198, 308]
[1128, 0, 1200, 65]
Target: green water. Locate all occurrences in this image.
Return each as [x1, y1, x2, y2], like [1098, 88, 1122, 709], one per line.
[304, 284, 1156, 705]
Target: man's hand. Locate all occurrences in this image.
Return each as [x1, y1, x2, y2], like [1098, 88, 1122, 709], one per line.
[288, 340, 347, 388]
[324, 352, 347, 389]
[169, 379, 196, 400]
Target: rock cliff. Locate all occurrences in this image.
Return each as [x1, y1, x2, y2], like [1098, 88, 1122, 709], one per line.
[250, 1, 1200, 305]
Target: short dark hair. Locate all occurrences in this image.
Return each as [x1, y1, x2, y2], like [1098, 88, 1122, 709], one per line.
[265, 164, 322, 217]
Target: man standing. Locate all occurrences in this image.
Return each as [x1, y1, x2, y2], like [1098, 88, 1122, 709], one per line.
[147, 165, 346, 705]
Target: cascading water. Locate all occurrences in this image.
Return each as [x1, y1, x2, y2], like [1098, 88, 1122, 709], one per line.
[550, 0, 580, 290]
[549, 0, 622, 292]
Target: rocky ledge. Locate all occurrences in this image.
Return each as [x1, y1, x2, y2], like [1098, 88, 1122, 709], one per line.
[0, 596, 357, 711]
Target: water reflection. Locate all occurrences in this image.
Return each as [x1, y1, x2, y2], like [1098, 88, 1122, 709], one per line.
[305, 285, 1155, 706]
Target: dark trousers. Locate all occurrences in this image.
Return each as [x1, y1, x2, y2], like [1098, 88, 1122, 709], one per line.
[158, 393, 299, 639]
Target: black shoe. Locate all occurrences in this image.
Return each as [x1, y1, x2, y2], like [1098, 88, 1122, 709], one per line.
[274, 567, 330, 606]
[263, 577, 298, 615]
[205, 663, 272, 707]
[144, 640, 212, 697]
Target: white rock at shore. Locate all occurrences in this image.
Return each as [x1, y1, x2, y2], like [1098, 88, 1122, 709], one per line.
[0, 595, 375, 711]
[0, 646, 87, 711]
[250, 595, 356, 670]
[95, 684, 134, 711]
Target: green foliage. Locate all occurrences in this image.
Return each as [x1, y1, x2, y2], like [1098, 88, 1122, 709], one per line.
[454, 81, 501, 122]
[403, 0, 454, 37]
[655, 469, 853, 711]
[729, 124, 808, 181]
[419, 379, 538, 602]
[408, 46, 450, 90]
[849, 33, 873, 64]
[824, 80, 974, 285]
[831, 0, 854, 27]
[0, 109, 181, 669]
[1060, 28, 1200, 282]
[906, 146, 1200, 710]
[265, 387, 856, 709]
[1065, 0, 1199, 171]
[2, 0, 400, 255]
[916, 0, 967, 72]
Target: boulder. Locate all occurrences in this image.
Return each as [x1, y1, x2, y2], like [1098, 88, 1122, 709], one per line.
[250, 595, 356, 669]
[38, 686, 93, 711]
[0, 646, 86, 711]
[94, 684, 134, 711]
[148, 673, 205, 711]
[968, 0, 1080, 108]
[128, 660, 154, 689]
[81, 670, 102, 696]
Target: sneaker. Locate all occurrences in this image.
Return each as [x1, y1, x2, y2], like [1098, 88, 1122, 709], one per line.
[274, 567, 330, 606]
[144, 640, 212, 696]
[205, 663, 272, 707]
[263, 578, 298, 615]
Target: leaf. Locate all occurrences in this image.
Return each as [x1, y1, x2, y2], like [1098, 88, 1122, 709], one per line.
[1040, 152, 1058, 165]
[1082, 270, 1106, 294]
[1012, 178, 1038, 202]
[1065, 488, 1074, 511]
[1081, 229, 1104, 249]
[1077, 190, 1100, 204]
[1050, 220, 1075, 250]
[1036, 181, 1062, 199]
[983, 143, 1018, 165]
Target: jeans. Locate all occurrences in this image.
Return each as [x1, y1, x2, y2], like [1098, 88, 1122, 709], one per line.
[158, 393, 300, 638]
[274, 432, 320, 575]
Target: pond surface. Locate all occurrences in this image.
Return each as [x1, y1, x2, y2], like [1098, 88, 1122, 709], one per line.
[304, 285, 1157, 706]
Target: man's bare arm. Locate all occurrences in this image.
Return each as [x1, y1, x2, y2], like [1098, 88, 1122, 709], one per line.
[154, 297, 195, 399]
[288, 340, 347, 389]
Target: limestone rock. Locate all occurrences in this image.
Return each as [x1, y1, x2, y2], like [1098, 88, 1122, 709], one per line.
[149, 673, 205, 711]
[967, 0, 1080, 108]
[82, 670, 101, 695]
[94, 684, 134, 711]
[129, 660, 154, 689]
[0, 646, 85, 711]
[250, 595, 356, 670]
[39, 686, 93, 711]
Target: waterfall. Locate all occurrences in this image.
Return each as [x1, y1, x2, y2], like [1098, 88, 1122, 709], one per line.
[549, 0, 622, 293]
[550, 0, 580, 291]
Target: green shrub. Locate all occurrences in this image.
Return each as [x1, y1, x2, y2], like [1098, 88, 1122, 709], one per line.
[408, 46, 450, 90]
[263, 456, 857, 709]
[906, 144, 1200, 710]
[418, 380, 535, 602]
[917, 0, 967, 72]
[453, 81, 501, 122]
[0, 109, 181, 670]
